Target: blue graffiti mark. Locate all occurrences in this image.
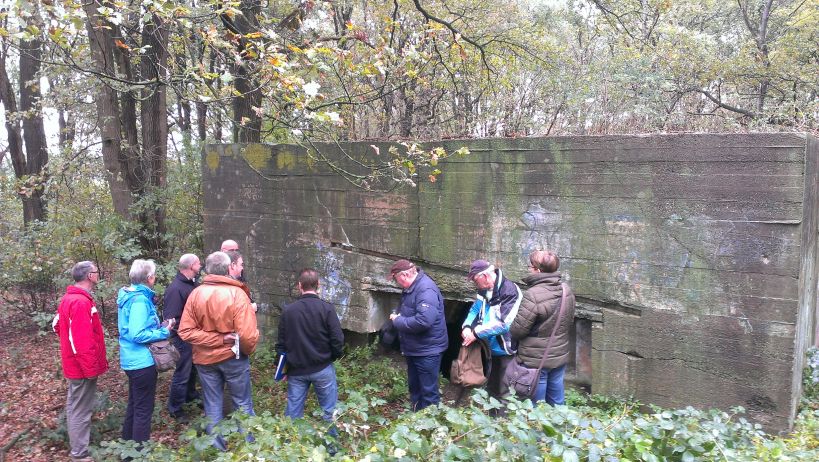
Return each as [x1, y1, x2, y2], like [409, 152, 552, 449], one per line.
[517, 202, 572, 265]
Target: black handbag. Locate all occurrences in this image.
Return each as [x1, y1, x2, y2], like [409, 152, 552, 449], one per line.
[503, 283, 568, 398]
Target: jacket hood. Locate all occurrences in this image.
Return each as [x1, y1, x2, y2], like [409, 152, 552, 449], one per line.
[201, 274, 251, 298]
[522, 272, 562, 287]
[117, 284, 155, 305]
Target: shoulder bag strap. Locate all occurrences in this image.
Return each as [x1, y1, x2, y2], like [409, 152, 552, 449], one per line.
[533, 283, 569, 373]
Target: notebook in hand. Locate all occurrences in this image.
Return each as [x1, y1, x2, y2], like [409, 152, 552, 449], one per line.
[274, 353, 288, 381]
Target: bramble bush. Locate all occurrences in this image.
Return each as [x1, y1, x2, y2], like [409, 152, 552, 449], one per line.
[88, 344, 819, 462]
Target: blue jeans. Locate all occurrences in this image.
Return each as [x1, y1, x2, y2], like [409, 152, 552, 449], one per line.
[406, 354, 442, 411]
[533, 363, 567, 405]
[196, 356, 255, 450]
[286, 364, 338, 424]
[167, 335, 199, 415]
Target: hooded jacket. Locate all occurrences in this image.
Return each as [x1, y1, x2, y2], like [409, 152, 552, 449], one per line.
[117, 284, 171, 370]
[462, 268, 523, 357]
[392, 269, 448, 357]
[509, 272, 575, 369]
[178, 274, 259, 365]
[56, 285, 109, 379]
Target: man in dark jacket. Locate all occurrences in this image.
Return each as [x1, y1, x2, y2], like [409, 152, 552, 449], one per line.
[461, 259, 523, 399]
[54, 261, 108, 462]
[277, 268, 344, 425]
[389, 259, 448, 410]
[164, 253, 201, 419]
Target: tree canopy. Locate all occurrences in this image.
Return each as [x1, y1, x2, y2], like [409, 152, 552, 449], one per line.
[0, 0, 816, 258]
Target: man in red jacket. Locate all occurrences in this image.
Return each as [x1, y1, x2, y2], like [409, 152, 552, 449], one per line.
[54, 261, 109, 462]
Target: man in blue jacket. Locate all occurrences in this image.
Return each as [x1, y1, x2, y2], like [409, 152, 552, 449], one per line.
[389, 259, 448, 410]
[164, 253, 201, 419]
[461, 259, 523, 399]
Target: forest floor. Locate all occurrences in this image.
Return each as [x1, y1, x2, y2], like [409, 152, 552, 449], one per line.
[0, 312, 198, 462]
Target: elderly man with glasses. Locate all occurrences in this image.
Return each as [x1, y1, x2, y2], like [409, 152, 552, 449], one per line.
[388, 259, 448, 411]
[461, 259, 523, 400]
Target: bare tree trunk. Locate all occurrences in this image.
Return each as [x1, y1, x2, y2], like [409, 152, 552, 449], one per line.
[0, 19, 48, 226]
[227, 0, 263, 143]
[83, 1, 133, 217]
[139, 13, 170, 255]
[83, 1, 170, 255]
[17, 34, 48, 223]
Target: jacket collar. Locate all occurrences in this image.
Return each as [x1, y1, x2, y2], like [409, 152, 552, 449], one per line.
[175, 271, 196, 285]
[403, 269, 426, 294]
[128, 283, 155, 297]
[201, 274, 251, 298]
[522, 271, 562, 287]
[202, 274, 245, 287]
[66, 285, 94, 301]
[299, 293, 320, 300]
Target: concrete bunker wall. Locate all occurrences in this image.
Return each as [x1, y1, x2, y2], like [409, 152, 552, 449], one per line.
[203, 133, 819, 431]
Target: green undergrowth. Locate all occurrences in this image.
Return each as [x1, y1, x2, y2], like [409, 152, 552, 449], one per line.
[89, 344, 819, 461]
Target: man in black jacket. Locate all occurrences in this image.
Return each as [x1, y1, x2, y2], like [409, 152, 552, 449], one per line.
[276, 268, 344, 426]
[164, 253, 201, 419]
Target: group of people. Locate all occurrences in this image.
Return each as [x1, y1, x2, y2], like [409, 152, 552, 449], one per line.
[388, 250, 575, 410]
[54, 240, 573, 461]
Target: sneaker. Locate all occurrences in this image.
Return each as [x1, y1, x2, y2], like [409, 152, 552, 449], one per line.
[71, 456, 94, 462]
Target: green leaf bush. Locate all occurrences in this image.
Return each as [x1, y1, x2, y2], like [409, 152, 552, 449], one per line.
[88, 344, 819, 461]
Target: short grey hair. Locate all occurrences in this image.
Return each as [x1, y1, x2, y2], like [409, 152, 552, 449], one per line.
[178, 253, 199, 270]
[205, 252, 231, 276]
[129, 259, 157, 285]
[71, 261, 96, 282]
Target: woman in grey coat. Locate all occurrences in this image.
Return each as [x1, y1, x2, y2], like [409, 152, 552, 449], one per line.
[509, 250, 575, 405]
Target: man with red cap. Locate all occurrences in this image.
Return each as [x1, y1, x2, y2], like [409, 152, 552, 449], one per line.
[389, 259, 448, 410]
[461, 259, 523, 399]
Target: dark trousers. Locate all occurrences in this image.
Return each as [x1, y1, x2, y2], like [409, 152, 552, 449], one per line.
[167, 336, 199, 415]
[487, 355, 513, 399]
[122, 365, 157, 442]
[406, 354, 442, 411]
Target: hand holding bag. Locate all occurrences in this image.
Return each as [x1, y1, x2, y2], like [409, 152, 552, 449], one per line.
[450, 339, 490, 387]
[503, 283, 568, 398]
[148, 339, 180, 372]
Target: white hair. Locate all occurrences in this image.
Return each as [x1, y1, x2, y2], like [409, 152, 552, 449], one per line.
[129, 259, 156, 285]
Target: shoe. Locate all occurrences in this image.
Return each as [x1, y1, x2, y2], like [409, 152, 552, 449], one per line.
[71, 456, 94, 462]
[170, 411, 190, 423]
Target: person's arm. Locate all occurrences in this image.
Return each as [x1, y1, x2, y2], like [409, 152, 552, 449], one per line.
[126, 297, 170, 344]
[474, 284, 522, 339]
[69, 300, 103, 377]
[178, 295, 225, 347]
[461, 299, 482, 345]
[233, 292, 260, 355]
[326, 304, 345, 360]
[392, 288, 438, 334]
[510, 290, 537, 340]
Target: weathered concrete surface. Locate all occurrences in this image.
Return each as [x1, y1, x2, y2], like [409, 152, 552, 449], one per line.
[203, 134, 818, 432]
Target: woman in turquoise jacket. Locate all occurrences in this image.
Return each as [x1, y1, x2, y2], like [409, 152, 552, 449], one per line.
[117, 259, 172, 443]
